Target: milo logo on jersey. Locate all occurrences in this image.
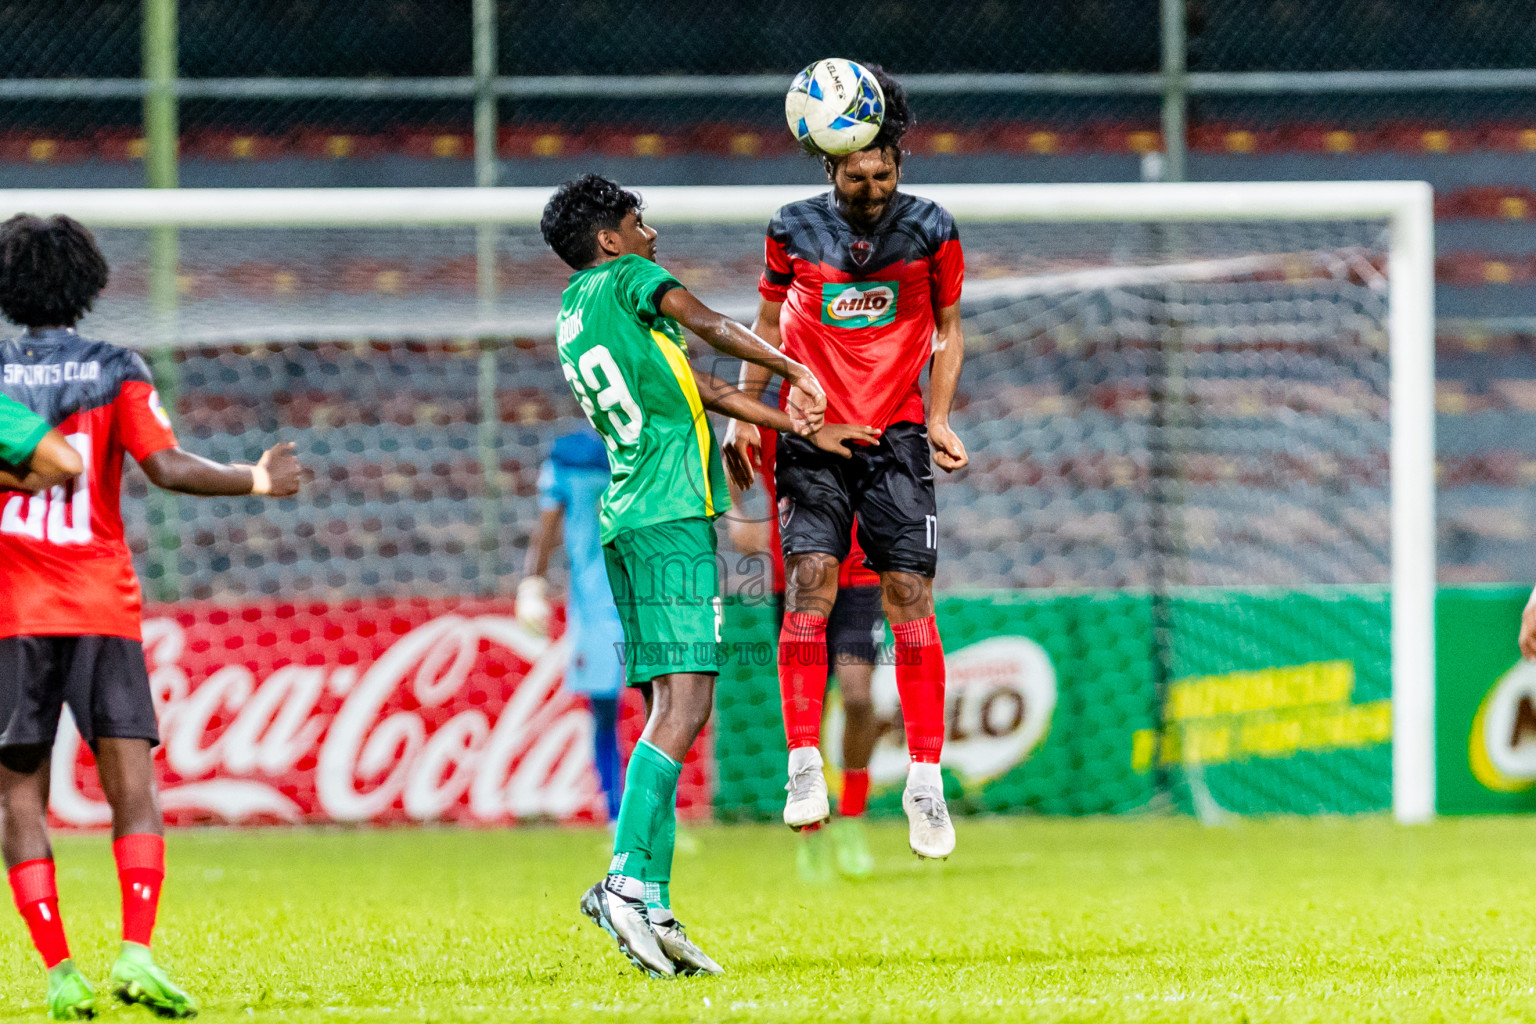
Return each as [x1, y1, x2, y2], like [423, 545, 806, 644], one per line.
[821, 281, 898, 329]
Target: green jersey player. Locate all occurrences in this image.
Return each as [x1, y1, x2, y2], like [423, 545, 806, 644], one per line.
[540, 174, 876, 978]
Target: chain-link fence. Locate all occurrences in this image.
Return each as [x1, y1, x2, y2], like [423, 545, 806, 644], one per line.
[0, 0, 1535, 592]
[2, 1, 1535, 165]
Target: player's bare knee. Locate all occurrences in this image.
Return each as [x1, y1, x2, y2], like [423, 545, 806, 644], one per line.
[879, 571, 934, 623]
[683, 700, 713, 738]
[104, 791, 161, 837]
[678, 679, 715, 735]
[786, 553, 840, 616]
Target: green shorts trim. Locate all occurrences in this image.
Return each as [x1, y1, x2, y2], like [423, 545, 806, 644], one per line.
[602, 516, 723, 685]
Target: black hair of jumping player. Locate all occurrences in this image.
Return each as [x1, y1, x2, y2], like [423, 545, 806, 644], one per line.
[541, 173, 645, 270]
[818, 62, 914, 172]
[0, 214, 110, 328]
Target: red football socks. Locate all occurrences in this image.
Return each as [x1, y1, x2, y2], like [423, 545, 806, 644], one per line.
[893, 615, 946, 764]
[779, 611, 830, 750]
[114, 833, 165, 947]
[840, 768, 870, 817]
[9, 859, 70, 968]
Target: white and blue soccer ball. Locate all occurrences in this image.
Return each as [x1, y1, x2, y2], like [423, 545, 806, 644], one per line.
[785, 58, 885, 156]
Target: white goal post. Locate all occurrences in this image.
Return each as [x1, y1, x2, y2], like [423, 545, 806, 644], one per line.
[0, 182, 1436, 823]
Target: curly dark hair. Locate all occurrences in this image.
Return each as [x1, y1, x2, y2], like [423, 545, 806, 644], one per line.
[818, 62, 914, 171]
[0, 214, 109, 328]
[541, 173, 643, 270]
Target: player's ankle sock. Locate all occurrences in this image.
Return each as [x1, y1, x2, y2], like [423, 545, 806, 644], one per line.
[788, 744, 823, 777]
[639, 743, 680, 915]
[840, 768, 870, 817]
[610, 740, 679, 883]
[893, 615, 946, 764]
[8, 858, 70, 968]
[113, 833, 165, 947]
[779, 611, 830, 750]
[908, 760, 943, 791]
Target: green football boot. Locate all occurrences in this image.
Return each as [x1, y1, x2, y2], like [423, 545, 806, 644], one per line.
[831, 816, 875, 878]
[45, 961, 96, 1021]
[796, 824, 832, 884]
[109, 943, 198, 1019]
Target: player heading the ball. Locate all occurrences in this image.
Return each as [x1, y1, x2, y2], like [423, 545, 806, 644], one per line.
[540, 173, 877, 979]
[724, 63, 967, 861]
[0, 214, 302, 1021]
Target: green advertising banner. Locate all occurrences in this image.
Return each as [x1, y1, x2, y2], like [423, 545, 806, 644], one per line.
[713, 588, 1397, 820]
[1435, 585, 1536, 814]
[713, 592, 1161, 820]
[1156, 589, 1392, 816]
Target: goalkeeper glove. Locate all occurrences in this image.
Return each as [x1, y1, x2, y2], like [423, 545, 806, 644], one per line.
[516, 576, 551, 636]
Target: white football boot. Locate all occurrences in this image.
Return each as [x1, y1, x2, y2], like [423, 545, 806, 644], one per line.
[650, 911, 724, 976]
[783, 747, 830, 830]
[579, 875, 675, 978]
[902, 761, 956, 860]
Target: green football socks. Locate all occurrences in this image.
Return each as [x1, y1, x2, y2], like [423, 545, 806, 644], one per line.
[646, 788, 677, 914]
[609, 739, 681, 916]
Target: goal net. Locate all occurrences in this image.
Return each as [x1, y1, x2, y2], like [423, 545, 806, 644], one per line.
[2, 183, 1433, 825]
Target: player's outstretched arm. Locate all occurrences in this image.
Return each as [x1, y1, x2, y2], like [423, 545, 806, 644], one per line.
[692, 367, 877, 490]
[140, 441, 302, 497]
[659, 288, 826, 435]
[927, 301, 969, 473]
[0, 428, 84, 492]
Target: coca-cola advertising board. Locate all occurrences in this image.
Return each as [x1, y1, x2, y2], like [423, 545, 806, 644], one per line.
[47, 599, 712, 827]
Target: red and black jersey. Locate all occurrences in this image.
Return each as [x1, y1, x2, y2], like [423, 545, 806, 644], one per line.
[0, 329, 178, 640]
[759, 191, 964, 431]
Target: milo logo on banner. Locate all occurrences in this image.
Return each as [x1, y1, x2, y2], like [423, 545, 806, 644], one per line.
[825, 636, 1057, 785]
[821, 281, 898, 329]
[1468, 660, 1536, 793]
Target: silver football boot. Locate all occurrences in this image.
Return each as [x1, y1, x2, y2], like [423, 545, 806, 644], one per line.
[650, 913, 724, 976]
[580, 876, 675, 978]
[903, 763, 956, 860]
[783, 747, 831, 830]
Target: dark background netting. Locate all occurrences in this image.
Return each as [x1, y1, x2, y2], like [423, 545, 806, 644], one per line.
[5, 1, 1531, 79]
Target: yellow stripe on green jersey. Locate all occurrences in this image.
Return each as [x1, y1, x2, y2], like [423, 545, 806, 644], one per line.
[650, 327, 715, 517]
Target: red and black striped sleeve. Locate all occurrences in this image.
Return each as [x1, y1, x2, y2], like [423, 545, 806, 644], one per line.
[758, 210, 795, 303]
[114, 353, 178, 462]
[930, 208, 964, 309]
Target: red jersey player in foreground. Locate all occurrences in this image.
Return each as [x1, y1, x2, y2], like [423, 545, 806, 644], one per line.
[727, 428, 883, 881]
[724, 66, 968, 860]
[0, 215, 302, 1020]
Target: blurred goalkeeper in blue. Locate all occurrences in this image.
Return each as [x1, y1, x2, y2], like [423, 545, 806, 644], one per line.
[518, 426, 626, 823]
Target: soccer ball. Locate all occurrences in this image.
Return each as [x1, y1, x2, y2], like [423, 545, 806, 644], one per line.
[785, 58, 885, 156]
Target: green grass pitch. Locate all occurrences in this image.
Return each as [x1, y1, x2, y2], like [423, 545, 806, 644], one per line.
[3, 816, 1535, 1023]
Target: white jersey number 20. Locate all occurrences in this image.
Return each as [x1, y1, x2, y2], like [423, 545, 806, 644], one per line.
[1, 432, 92, 545]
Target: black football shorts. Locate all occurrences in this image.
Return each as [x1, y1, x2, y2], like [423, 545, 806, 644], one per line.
[775, 420, 939, 578]
[0, 635, 160, 754]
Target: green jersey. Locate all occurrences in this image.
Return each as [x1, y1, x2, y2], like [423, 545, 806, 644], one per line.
[555, 254, 729, 543]
[0, 392, 49, 467]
